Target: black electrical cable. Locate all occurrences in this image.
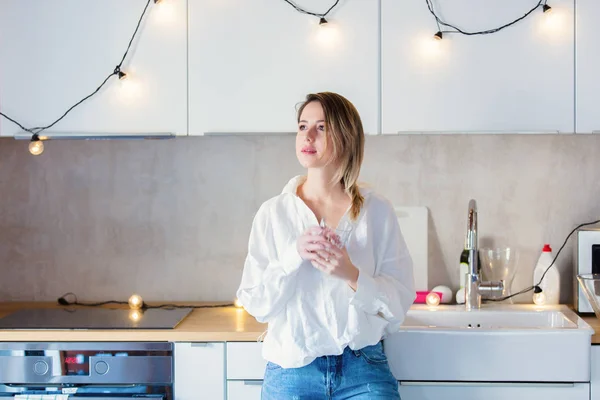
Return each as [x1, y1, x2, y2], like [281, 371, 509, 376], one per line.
[282, 0, 340, 18]
[57, 292, 234, 309]
[486, 218, 600, 302]
[0, 0, 154, 136]
[426, 0, 549, 37]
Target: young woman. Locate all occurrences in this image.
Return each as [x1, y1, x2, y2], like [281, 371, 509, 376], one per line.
[237, 92, 415, 399]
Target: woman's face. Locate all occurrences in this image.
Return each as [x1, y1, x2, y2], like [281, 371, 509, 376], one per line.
[296, 101, 333, 169]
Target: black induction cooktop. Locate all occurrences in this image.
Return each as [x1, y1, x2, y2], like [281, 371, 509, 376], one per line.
[0, 307, 193, 330]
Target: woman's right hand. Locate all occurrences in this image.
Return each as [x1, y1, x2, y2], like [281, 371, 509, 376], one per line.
[296, 226, 331, 261]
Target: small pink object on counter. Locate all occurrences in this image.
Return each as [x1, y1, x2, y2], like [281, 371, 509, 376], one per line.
[414, 291, 442, 304]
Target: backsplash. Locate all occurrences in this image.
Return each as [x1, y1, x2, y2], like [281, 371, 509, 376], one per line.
[0, 134, 598, 304]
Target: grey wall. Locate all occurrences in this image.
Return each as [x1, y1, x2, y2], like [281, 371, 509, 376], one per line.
[0, 134, 598, 304]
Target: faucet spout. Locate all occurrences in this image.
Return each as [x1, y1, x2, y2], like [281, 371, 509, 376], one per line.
[466, 199, 478, 275]
[463, 199, 504, 310]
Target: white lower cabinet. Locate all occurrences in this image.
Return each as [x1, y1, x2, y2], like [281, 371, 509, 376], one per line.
[226, 342, 266, 379]
[174, 342, 226, 400]
[226, 342, 266, 399]
[592, 345, 600, 399]
[399, 382, 590, 400]
[227, 380, 263, 400]
[172, 341, 595, 400]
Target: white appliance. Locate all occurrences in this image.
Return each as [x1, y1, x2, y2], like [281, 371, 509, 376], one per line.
[574, 229, 600, 313]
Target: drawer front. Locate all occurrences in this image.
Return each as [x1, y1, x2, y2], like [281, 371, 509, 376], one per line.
[399, 382, 590, 400]
[226, 342, 266, 380]
[227, 380, 263, 400]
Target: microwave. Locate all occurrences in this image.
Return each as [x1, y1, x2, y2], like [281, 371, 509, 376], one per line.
[574, 229, 600, 313]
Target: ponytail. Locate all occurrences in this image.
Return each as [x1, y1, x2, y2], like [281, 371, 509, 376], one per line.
[348, 184, 364, 221]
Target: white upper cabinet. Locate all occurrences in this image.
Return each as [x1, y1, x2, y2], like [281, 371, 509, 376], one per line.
[0, 0, 187, 137]
[575, 0, 600, 133]
[381, 0, 575, 134]
[188, 0, 379, 135]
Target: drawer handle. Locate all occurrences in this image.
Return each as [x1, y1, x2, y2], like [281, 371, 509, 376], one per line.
[243, 380, 263, 386]
[400, 381, 575, 388]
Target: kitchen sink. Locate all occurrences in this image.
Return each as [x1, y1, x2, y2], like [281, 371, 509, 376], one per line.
[384, 304, 593, 383]
[402, 308, 579, 330]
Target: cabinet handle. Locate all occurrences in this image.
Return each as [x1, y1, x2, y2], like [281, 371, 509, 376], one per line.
[243, 380, 263, 386]
[190, 343, 209, 347]
[399, 381, 575, 388]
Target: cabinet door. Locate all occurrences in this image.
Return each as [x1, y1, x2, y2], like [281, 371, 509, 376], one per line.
[174, 342, 225, 400]
[188, 0, 379, 135]
[226, 342, 266, 380]
[575, 0, 600, 133]
[399, 381, 589, 400]
[0, 0, 187, 137]
[227, 380, 263, 400]
[382, 0, 574, 134]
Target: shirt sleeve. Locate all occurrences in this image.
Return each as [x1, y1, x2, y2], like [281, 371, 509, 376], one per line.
[349, 202, 416, 334]
[236, 202, 304, 323]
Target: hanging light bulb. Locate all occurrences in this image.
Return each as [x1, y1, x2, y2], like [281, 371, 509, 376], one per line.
[426, 291, 441, 307]
[29, 134, 44, 156]
[128, 294, 144, 310]
[314, 19, 340, 48]
[118, 71, 128, 80]
[533, 286, 546, 305]
[154, 0, 164, 3]
[543, 4, 552, 13]
[433, 31, 443, 40]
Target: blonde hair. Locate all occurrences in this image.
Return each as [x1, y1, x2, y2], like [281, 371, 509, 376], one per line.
[297, 92, 365, 220]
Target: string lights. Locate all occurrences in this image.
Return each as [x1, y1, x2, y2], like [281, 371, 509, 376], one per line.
[57, 292, 234, 311]
[427, 0, 553, 40]
[0, 0, 159, 155]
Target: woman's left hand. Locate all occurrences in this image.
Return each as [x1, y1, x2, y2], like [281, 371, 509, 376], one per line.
[312, 244, 359, 290]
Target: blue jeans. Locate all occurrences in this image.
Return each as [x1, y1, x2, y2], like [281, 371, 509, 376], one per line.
[261, 342, 400, 399]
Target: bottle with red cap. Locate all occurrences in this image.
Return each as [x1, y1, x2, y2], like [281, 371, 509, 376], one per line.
[532, 244, 560, 304]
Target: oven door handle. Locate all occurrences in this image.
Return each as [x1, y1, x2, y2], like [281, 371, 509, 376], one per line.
[0, 355, 172, 385]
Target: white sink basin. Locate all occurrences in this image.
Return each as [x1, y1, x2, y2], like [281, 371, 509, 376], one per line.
[384, 304, 593, 383]
[402, 309, 578, 329]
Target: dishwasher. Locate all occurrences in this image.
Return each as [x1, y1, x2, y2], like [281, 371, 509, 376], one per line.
[0, 342, 173, 399]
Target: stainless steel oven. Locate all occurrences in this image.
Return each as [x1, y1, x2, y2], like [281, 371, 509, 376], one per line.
[0, 342, 173, 399]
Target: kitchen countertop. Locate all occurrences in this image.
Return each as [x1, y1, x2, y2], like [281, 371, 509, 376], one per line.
[582, 315, 600, 344]
[0, 302, 267, 342]
[0, 302, 599, 343]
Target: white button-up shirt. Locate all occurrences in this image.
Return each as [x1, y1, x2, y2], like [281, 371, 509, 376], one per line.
[237, 176, 416, 368]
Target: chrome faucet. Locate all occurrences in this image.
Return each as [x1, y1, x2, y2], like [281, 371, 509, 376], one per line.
[464, 199, 504, 310]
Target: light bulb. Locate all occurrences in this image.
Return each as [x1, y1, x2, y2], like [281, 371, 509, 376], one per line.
[433, 31, 443, 40]
[128, 294, 143, 310]
[426, 291, 441, 307]
[234, 298, 243, 308]
[129, 309, 143, 322]
[29, 139, 44, 156]
[118, 71, 128, 80]
[314, 20, 340, 48]
[543, 4, 552, 13]
[533, 291, 546, 305]
[319, 17, 328, 25]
